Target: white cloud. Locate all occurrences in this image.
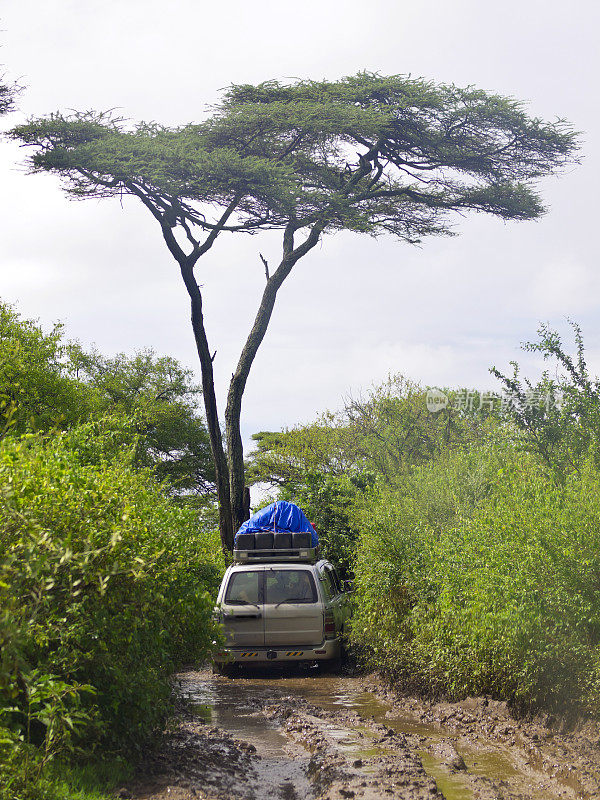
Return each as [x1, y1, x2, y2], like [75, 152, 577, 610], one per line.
[0, 0, 598, 448]
[532, 259, 600, 315]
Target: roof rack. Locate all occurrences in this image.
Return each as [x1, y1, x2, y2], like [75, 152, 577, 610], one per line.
[233, 546, 319, 564]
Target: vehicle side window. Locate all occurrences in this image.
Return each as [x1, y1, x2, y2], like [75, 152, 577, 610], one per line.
[328, 566, 343, 595]
[320, 569, 336, 600]
[265, 570, 317, 604]
[225, 571, 261, 605]
[323, 567, 341, 597]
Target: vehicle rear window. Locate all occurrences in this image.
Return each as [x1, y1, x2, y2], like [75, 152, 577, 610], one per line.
[225, 571, 261, 605]
[265, 570, 317, 604]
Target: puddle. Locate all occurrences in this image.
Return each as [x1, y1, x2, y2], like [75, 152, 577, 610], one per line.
[181, 675, 290, 757]
[190, 702, 212, 724]
[313, 687, 475, 798]
[419, 752, 474, 800]
[336, 688, 557, 799]
[460, 746, 521, 778]
[318, 719, 391, 759]
[338, 689, 565, 800]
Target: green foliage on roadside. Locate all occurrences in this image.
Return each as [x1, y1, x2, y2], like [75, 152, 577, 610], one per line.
[66, 344, 215, 497]
[0, 423, 223, 780]
[492, 321, 600, 481]
[347, 327, 600, 715]
[249, 423, 371, 572]
[0, 303, 98, 436]
[1, 753, 132, 800]
[248, 376, 489, 572]
[254, 330, 600, 717]
[0, 302, 215, 500]
[352, 447, 600, 714]
[0, 302, 224, 799]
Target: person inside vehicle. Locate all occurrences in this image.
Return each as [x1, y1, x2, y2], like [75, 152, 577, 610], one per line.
[290, 571, 314, 602]
[267, 570, 315, 604]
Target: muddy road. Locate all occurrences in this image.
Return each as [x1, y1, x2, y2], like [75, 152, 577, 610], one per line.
[126, 667, 600, 800]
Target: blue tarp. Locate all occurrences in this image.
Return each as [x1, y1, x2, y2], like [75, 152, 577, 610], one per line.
[235, 501, 318, 547]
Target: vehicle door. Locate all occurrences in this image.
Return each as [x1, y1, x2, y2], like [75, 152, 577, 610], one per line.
[263, 567, 323, 646]
[220, 568, 264, 647]
[320, 564, 347, 635]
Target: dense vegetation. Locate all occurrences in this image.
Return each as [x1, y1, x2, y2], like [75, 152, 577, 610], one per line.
[0, 302, 223, 800]
[4, 292, 600, 800]
[249, 376, 489, 573]
[251, 326, 600, 717]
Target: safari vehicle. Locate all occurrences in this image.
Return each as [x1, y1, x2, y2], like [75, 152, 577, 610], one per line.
[212, 501, 352, 673]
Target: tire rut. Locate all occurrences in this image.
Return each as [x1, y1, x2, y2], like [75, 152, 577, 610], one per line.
[122, 668, 600, 800]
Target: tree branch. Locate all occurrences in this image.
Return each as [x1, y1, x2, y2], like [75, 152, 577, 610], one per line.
[259, 252, 270, 280]
[196, 193, 243, 259]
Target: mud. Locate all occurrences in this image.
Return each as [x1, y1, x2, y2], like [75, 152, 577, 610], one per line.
[123, 667, 600, 800]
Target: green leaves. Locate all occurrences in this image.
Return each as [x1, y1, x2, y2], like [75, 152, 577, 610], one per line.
[11, 72, 579, 244]
[0, 70, 19, 117]
[248, 375, 488, 572]
[0, 305, 226, 791]
[66, 343, 215, 496]
[492, 321, 600, 480]
[351, 444, 600, 714]
[0, 302, 215, 498]
[0, 425, 223, 762]
[0, 304, 97, 437]
[0, 305, 225, 798]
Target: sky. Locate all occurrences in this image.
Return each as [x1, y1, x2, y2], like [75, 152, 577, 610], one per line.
[1, 0, 599, 447]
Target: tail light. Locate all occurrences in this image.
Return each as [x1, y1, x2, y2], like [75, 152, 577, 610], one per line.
[324, 610, 336, 639]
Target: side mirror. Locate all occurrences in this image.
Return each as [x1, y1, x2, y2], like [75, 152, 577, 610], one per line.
[342, 580, 354, 593]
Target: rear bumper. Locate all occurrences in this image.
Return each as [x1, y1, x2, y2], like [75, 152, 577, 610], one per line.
[214, 637, 341, 664]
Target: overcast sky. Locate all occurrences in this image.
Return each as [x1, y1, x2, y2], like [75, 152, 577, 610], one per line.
[1, 0, 598, 445]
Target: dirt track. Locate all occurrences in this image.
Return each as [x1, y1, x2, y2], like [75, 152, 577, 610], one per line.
[123, 667, 600, 800]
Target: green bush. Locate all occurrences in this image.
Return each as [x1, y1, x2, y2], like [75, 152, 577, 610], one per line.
[352, 445, 600, 714]
[0, 420, 223, 797]
[0, 300, 215, 503]
[0, 303, 98, 436]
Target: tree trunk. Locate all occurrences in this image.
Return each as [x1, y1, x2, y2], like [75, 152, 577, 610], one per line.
[225, 223, 324, 533]
[179, 260, 234, 552]
[126, 187, 243, 551]
[225, 276, 282, 532]
[243, 486, 251, 521]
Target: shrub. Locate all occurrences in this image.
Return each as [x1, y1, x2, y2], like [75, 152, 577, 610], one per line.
[351, 445, 600, 715]
[0, 419, 223, 781]
[0, 303, 97, 436]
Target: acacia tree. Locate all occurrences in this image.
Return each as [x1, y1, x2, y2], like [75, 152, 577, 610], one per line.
[11, 73, 578, 551]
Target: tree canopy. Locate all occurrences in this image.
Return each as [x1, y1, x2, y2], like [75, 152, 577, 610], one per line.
[0, 301, 214, 498]
[67, 344, 215, 496]
[13, 74, 577, 235]
[11, 72, 579, 550]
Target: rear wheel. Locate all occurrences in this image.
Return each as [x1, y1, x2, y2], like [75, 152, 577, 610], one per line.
[319, 655, 342, 673]
[340, 641, 356, 672]
[212, 661, 236, 677]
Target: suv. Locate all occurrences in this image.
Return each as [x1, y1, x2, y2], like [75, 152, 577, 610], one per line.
[213, 557, 352, 671]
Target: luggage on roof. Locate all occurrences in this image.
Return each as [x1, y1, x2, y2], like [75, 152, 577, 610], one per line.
[233, 501, 318, 563]
[235, 501, 318, 547]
